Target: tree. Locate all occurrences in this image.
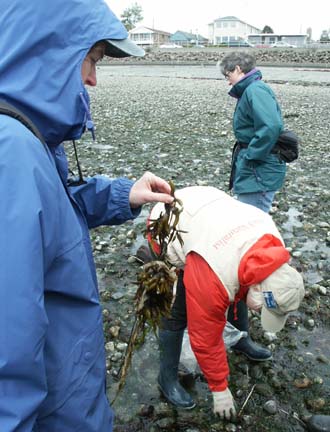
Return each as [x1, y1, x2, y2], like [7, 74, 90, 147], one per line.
[262, 25, 274, 34]
[121, 3, 143, 31]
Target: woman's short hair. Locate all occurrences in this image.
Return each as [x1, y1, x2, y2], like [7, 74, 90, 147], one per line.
[219, 51, 256, 76]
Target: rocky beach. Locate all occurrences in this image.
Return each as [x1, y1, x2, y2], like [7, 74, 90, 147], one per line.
[70, 50, 330, 431]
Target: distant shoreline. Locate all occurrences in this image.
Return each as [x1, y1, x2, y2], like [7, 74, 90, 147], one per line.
[101, 47, 330, 68]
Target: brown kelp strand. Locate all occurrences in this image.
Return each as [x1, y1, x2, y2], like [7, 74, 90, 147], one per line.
[112, 181, 184, 403]
[147, 180, 185, 261]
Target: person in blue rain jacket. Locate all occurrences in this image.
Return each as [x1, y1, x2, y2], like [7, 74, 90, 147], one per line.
[0, 1, 173, 431]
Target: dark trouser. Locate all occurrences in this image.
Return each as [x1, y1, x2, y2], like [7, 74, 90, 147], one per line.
[158, 271, 195, 408]
[161, 270, 187, 332]
[227, 300, 249, 333]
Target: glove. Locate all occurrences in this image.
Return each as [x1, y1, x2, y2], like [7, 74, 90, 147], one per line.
[212, 388, 236, 421]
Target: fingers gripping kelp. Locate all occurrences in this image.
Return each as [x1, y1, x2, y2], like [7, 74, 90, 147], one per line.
[112, 181, 185, 402]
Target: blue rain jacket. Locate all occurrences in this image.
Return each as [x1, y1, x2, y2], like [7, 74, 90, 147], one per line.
[0, 1, 139, 430]
[229, 69, 286, 194]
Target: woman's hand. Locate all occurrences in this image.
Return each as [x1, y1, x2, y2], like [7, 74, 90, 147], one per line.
[129, 171, 174, 208]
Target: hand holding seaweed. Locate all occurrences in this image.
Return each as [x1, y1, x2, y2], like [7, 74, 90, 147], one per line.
[112, 180, 184, 403]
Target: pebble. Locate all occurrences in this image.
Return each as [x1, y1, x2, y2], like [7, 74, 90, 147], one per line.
[306, 398, 326, 410]
[316, 354, 329, 364]
[155, 417, 176, 429]
[111, 291, 125, 300]
[318, 286, 327, 295]
[294, 377, 312, 388]
[127, 255, 138, 264]
[306, 319, 315, 328]
[263, 332, 277, 342]
[263, 400, 277, 414]
[313, 376, 323, 385]
[109, 325, 120, 338]
[126, 229, 136, 239]
[225, 424, 237, 432]
[116, 342, 128, 352]
[105, 341, 115, 352]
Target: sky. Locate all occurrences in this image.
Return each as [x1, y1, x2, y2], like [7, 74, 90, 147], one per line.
[105, 0, 329, 41]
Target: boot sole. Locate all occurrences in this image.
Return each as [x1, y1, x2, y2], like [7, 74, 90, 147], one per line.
[233, 350, 273, 362]
[158, 384, 196, 410]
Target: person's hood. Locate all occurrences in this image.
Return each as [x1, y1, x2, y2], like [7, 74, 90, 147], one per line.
[0, 0, 135, 146]
[229, 68, 262, 99]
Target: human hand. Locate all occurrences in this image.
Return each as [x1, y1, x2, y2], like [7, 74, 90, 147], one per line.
[212, 388, 236, 421]
[129, 171, 173, 208]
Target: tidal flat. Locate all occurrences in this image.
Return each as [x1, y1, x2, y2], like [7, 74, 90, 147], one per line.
[71, 65, 330, 432]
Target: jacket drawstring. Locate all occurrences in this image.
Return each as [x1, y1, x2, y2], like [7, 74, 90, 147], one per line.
[68, 92, 95, 186]
[79, 92, 95, 140]
[68, 139, 87, 186]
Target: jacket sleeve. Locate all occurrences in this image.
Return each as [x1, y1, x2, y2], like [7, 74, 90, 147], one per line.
[239, 233, 290, 286]
[69, 175, 140, 228]
[0, 132, 52, 430]
[183, 252, 230, 392]
[244, 84, 283, 163]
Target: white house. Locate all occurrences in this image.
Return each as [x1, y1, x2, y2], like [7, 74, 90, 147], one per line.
[208, 16, 261, 45]
[129, 26, 171, 48]
[248, 33, 308, 47]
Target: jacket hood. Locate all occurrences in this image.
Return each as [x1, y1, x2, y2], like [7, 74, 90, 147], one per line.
[229, 68, 262, 99]
[0, 0, 128, 146]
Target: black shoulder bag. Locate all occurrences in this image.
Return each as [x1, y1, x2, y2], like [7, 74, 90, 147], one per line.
[272, 129, 300, 163]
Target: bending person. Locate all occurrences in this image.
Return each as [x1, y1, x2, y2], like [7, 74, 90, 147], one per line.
[147, 186, 304, 420]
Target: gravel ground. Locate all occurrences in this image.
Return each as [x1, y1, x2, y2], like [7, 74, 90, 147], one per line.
[70, 65, 330, 432]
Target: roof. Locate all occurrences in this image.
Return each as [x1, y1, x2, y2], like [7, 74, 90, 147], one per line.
[170, 30, 208, 42]
[210, 16, 261, 31]
[129, 25, 171, 36]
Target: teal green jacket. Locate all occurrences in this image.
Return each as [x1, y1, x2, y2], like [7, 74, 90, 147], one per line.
[229, 69, 286, 194]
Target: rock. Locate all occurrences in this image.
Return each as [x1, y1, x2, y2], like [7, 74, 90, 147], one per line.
[263, 400, 277, 414]
[111, 291, 125, 300]
[316, 354, 329, 364]
[305, 319, 315, 328]
[156, 417, 176, 429]
[127, 255, 137, 264]
[306, 415, 330, 432]
[318, 286, 327, 295]
[139, 404, 154, 417]
[306, 398, 326, 410]
[225, 424, 237, 432]
[116, 342, 128, 352]
[255, 383, 273, 397]
[109, 325, 120, 338]
[293, 377, 312, 388]
[105, 341, 115, 352]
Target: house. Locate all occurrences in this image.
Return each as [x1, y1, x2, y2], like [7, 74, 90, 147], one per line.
[208, 16, 260, 45]
[248, 33, 308, 48]
[129, 26, 171, 48]
[170, 30, 208, 47]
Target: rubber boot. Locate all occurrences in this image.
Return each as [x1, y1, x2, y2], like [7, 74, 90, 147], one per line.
[158, 329, 196, 409]
[227, 301, 272, 361]
[306, 415, 330, 432]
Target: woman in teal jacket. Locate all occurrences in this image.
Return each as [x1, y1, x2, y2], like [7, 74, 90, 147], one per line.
[0, 1, 172, 431]
[220, 52, 285, 213]
[219, 52, 286, 364]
